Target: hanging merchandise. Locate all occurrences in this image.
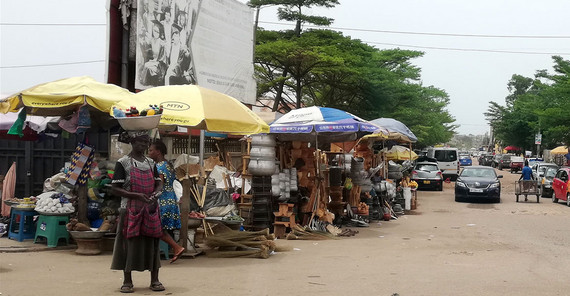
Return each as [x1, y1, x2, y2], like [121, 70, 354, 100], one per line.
[76, 105, 91, 133]
[65, 143, 95, 185]
[58, 104, 91, 134]
[7, 108, 26, 137]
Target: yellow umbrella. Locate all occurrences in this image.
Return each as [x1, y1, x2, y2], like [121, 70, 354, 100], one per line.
[384, 145, 418, 161]
[0, 76, 134, 116]
[112, 85, 269, 134]
[551, 146, 568, 155]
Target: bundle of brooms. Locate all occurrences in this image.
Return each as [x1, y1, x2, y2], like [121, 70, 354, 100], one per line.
[286, 225, 337, 240]
[205, 228, 292, 259]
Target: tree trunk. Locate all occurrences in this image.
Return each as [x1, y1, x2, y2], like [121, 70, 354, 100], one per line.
[272, 68, 289, 112]
[296, 78, 302, 108]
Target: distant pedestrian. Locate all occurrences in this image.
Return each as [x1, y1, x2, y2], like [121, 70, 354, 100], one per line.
[519, 160, 535, 201]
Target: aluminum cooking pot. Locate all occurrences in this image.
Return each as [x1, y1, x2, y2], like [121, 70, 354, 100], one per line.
[248, 159, 276, 176]
[250, 146, 276, 159]
[251, 134, 276, 147]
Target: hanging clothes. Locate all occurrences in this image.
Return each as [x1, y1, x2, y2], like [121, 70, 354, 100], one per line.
[1, 162, 16, 216]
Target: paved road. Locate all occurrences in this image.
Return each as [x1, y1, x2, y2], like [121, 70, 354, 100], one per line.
[1, 164, 569, 296]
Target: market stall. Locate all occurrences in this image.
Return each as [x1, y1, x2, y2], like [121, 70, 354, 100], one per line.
[263, 106, 388, 236]
[111, 84, 270, 252]
[358, 118, 419, 215]
[0, 76, 135, 246]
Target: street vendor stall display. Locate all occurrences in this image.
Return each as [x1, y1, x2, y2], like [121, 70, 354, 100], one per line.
[111, 84, 269, 253]
[269, 106, 388, 233]
[0, 76, 135, 225]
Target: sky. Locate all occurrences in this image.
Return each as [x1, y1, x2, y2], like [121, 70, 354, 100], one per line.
[0, 0, 108, 96]
[1, 0, 569, 136]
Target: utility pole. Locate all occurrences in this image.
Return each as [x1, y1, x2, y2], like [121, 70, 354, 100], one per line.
[535, 128, 542, 158]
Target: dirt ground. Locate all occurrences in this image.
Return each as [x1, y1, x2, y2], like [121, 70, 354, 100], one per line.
[1, 163, 569, 296]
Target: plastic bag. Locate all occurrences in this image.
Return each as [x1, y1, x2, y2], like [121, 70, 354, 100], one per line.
[344, 177, 353, 190]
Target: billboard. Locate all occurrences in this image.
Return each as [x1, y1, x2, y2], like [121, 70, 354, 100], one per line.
[135, 0, 256, 104]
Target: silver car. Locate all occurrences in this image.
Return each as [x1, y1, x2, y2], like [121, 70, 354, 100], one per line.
[531, 162, 559, 180]
[411, 161, 443, 191]
[540, 167, 558, 197]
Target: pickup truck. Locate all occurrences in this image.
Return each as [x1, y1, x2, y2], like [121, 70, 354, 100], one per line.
[510, 156, 524, 173]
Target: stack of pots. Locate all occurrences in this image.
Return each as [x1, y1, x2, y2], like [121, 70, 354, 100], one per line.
[290, 168, 298, 192]
[350, 157, 372, 193]
[248, 135, 276, 176]
[271, 162, 281, 197]
[271, 168, 298, 202]
[280, 170, 291, 202]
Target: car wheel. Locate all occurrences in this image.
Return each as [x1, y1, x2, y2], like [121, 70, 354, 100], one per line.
[552, 191, 558, 203]
[567, 194, 570, 207]
[438, 183, 443, 191]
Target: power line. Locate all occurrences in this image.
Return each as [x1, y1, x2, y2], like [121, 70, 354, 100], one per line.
[259, 21, 570, 39]
[1, 60, 105, 69]
[0, 23, 106, 26]
[258, 21, 570, 55]
[367, 41, 570, 55]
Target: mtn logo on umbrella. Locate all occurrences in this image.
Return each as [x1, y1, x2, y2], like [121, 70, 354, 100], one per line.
[162, 101, 190, 111]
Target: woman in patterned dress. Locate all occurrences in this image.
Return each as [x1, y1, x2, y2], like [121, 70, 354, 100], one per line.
[148, 139, 185, 263]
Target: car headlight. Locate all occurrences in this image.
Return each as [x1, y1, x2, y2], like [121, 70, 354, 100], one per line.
[456, 181, 466, 188]
[490, 182, 500, 188]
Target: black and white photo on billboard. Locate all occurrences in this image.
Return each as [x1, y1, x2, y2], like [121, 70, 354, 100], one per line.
[134, 0, 256, 104]
[136, 0, 200, 89]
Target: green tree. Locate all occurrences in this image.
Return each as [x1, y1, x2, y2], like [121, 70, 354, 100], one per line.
[534, 56, 570, 147]
[486, 56, 570, 152]
[249, 0, 340, 110]
[255, 28, 456, 146]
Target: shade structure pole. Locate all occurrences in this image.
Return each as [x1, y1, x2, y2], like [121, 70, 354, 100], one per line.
[180, 179, 190, 250]
[199, 130, 205, 166]
[310, 132, 320, 229]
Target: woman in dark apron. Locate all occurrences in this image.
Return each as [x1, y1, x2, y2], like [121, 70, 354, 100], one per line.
[110, 131, 165, 293]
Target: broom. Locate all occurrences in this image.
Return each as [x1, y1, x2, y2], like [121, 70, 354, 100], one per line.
[206, 245, 271, 259]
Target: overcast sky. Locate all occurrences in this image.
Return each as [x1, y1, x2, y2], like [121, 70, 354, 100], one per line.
[0, 0, 108, 96]
[1, 0, 569, 135]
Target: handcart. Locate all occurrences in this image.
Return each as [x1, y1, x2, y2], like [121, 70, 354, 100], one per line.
[515, 180, 541, 203]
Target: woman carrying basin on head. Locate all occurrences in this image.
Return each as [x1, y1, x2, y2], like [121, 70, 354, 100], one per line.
[110, 130, 166, 293]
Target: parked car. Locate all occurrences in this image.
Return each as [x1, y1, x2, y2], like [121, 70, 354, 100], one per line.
[411, 161, 443, 191]
[527, 157, 544, 168]
[540, 167, 558, 198]
[427, 147, 459, 180]
[509, 156, 524, 173]
[455, 166, 503, 203]
[551, 167, 570, 206]
[479, 154, 494, 166]
[497, 154, 512, 170]
[531, 162, 559, 180]
[491, 154, 502, 168]
[459, 155, 472, 166]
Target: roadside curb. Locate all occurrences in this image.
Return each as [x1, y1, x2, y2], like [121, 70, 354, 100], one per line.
[0, 244, 77, 253]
